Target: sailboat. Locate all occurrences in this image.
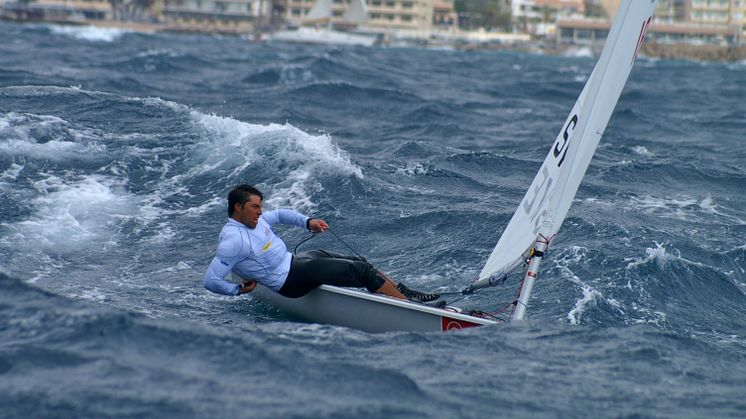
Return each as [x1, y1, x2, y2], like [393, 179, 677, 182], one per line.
[270, 0, 379, 47]
[255, 0, 658, 332]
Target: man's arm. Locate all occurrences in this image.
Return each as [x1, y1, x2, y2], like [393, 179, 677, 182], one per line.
[204, 256, 242, 296]
[203, 230, 249, 296]
[263, 209, 309, 229]
[263, 209, 328, 232]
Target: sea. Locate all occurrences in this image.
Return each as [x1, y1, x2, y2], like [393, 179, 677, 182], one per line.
[1, 21, 745, 418]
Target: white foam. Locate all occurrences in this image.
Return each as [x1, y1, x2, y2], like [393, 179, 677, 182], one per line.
[0, 163, 24, 181]
[629, 194, 745, 224]
[2, 85, 76, 97]
[567, 284, 602, 325]
[565, 46, 594, 58]
[190, 112, 363, 211]
[625, 242, 670, 270]
[0, 112, 106, 161]
[624, 242, 706, 271]
[129, 95, 186, 113]
[2, 175, 137, 253]
[48, 24, 128, 42]
[627, 303, 667, 326]
[72, 287, 108, 303]
[614, 159, 632, 166]
[276, 65, 317, 86]
[2, 92, 365, 261]
[549, 246, 605, 325]
[142, 222, 177, 244]
[396, 163, 429, 176]
[135, 48, 183, 59]
[631, 145, 654, 157]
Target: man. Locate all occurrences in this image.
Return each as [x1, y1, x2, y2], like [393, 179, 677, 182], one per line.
[204, 184, 420, 300]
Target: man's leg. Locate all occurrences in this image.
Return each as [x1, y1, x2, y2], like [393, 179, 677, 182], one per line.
[378, 269, 441, 303]
[373, 277, 406, 300]
[373, 270, 406, 300]
[317, 253, 405, 300]
[285, 252, 406, 299]
[300, 250, 366, 262]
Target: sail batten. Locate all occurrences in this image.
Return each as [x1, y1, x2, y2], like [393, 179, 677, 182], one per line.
[476, 0, 657, 287]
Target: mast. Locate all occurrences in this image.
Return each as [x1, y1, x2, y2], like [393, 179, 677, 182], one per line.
[511, 216, 552, 320]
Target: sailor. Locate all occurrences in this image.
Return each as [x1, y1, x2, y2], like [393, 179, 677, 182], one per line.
[204, 184, 428, 300]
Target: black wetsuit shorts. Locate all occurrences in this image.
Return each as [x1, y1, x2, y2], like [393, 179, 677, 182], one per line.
[278, 250, 386, 298]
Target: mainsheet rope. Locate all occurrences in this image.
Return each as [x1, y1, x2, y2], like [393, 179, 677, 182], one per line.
[293, 227, 366, 261]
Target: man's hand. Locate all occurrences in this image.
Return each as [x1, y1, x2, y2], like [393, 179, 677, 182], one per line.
[308, 218, 329, 233]
[238, 280, 257, 294]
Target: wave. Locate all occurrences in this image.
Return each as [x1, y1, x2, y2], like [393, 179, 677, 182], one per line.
[626, 194, 745, 224]
[186, 110, 363, 211]
[1, 174, 135, 255]
[287, 53, 377, 82]
[0, 112, 106, 161]
[0, 271, 433, 417]
[0, 88, 365, 281]
[289, 81, 418, 107]
[47, 24, 133, 42]
[0, 68, 58, 86]
[104, 50, 212, 74]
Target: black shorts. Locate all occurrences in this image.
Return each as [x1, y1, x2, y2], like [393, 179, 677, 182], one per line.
[278, 250, 386, 298]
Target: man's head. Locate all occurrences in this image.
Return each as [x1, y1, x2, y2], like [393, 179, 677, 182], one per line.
[228, 184, 263, 228]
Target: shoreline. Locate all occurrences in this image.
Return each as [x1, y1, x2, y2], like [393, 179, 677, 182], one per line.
[4, 18, 746, 62]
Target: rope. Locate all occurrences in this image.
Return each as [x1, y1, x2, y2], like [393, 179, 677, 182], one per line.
[293, 226, 366, 261]
[293, 232, 318, 255]
[326, 227, 366, 260]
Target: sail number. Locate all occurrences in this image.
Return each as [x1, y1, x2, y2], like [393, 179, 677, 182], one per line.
[522, 113, 578, 233]
[523, 166, 552, 234]
[553, 114, 578, 168]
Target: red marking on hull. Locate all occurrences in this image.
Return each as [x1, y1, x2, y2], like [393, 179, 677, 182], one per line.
[442, 316, 481, 331]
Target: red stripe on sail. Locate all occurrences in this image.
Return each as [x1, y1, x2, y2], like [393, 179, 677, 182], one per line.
[632, 17, 651, 66]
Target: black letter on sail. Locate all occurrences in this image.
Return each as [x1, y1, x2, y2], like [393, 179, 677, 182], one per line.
[554, 114, 578, 167]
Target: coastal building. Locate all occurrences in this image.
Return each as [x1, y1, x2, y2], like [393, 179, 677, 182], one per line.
[277, 0, 455, 33]
[0, 0, 112, 22]
[511, 0, 585, 35]
[432, 0, 456, 30]
[159, 0, 270, 33]
[689, 0, 742, 24]
[558, 0, 745, 45]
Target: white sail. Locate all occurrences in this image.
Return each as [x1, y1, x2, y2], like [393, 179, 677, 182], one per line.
[477, 0, 657, 285]
[343, 0, 368, 24]
[306, 0, 333, 21]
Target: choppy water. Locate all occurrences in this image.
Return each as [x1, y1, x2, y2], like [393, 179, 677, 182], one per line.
[1, 22, 745, 418]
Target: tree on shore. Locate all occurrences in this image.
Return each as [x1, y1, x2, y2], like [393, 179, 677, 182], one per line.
[454, 0, 511, 31]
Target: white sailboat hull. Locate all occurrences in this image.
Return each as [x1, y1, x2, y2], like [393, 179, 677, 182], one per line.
[270, 27, 378, 47]
[253, 284, 496, 333]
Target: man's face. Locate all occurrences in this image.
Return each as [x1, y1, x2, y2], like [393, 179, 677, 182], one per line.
[234, 194, 263, 228]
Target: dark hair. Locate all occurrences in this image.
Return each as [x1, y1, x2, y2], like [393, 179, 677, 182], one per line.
[228, 184, 263, 217]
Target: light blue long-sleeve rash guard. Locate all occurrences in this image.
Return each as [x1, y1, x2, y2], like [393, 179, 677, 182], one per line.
[203, 209, 310, 296]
